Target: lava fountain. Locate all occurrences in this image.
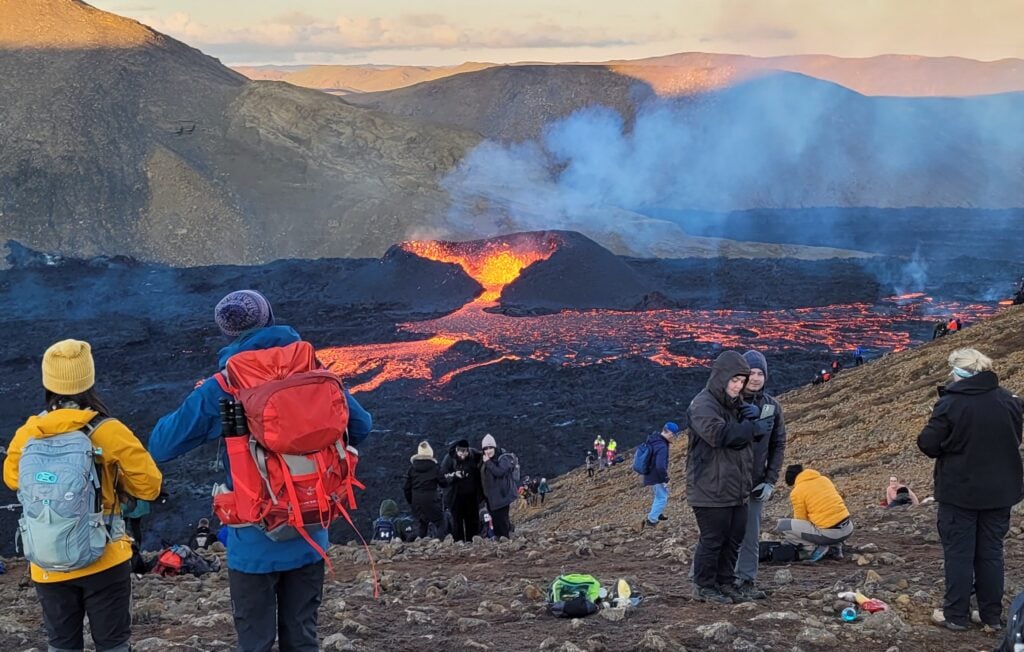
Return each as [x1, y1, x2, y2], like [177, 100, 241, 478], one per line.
[400, 234, 558, 303]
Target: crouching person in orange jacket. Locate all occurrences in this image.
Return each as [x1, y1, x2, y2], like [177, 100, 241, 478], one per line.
[4, 340, 162, 652]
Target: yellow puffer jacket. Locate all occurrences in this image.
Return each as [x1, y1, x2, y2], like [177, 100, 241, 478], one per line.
[790, 469, 849, 528]
[3, 408, 162, 583]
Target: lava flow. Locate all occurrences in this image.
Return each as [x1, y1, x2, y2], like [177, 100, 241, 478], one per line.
[400, 235, 558, 303]
[319, 238, 1005, 394]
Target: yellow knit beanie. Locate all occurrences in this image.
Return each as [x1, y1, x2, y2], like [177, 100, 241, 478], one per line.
[42, 339, 95, 395]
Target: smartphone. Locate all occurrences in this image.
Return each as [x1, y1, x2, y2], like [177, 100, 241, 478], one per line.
[760, 403, 776, 419]
[936, 385, 947, 398]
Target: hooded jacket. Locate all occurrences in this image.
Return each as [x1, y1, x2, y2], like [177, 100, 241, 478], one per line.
[148, 325, 373, 574]
[4, 409, 162, 583]
[642, 431, 671, 486]
[439, 442, 484, 509]
[917, 370, 1024, 510]
[480, 448, 518, 511]
[686, 351, 755, 508]
[789, 469, 849, 528]
[404, 454, 447, 523]
[740, 353, 787, 487]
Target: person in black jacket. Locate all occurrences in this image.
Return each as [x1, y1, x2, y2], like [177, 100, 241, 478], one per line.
[686, 351, 771, 605]
[733, 350, 786, 599]
[918, 348, 1024, 632]
[480, 434, 518, 539]
[640, 422, 680, 528]
[403, 441, 448, 539]
[439, 439, 483, 542]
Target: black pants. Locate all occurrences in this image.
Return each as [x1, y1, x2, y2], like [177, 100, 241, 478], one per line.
[451, 494, 480, 542]
[229, 561, 325, 652]
[938, 503, 1011, 626]
[587, 468, 594, 478]
[416, 517, 443, 539]
[35, 561, 132, 652]
[490, 505, 512, 539]
[692, 505, 747, 588]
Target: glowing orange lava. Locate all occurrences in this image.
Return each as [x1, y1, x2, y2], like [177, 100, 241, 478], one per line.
[401, 238, 557, 302]
[318, 292, 1005, 395]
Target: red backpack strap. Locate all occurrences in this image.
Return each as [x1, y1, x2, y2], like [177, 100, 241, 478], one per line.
[213, 371, 237, 397]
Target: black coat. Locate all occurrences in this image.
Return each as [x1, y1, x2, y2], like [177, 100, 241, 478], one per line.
[686, 351, 756, 508]
[404, 456, 447, 523]
[439, 446, 483, 510]
[742, 390, 787, 486]
[918, 370, 1024, 510]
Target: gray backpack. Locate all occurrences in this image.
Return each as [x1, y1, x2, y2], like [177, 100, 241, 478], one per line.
[17, 417, 114, 571]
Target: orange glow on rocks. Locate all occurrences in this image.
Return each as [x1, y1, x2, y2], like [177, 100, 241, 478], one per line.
[401, 237, 557, 302]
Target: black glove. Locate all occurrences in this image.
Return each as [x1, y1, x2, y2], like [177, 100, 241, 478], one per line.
[739, 403, 760, 421]
[752, 418, 772, 442]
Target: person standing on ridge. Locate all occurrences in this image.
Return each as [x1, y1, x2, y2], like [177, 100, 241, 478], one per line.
[4, 339, 163, 652]
[640, 422, 680, 529]
[440, 439, 484, 542]
[733, 350, 786, 600]
[686, 351, 771, 605]
[918, 348, 1023, 632]
[148, 290, 373, 652]
[594, 436, 606, 470]
[480, 434, 518, 539]
[404, 441, 448, 539]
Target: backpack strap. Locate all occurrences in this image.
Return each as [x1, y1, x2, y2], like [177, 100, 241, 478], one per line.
[213, 372, 237, 397]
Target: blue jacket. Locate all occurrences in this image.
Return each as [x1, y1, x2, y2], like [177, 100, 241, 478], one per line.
[642, 432, 670, 486]
[149, 325, 373, 573]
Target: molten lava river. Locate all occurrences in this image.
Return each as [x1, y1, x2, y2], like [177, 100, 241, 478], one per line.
[318, 240, 1001, 395]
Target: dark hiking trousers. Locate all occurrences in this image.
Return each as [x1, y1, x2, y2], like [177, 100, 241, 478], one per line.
[451, 494, 480, 542]
[34, 561, 132, 652]
[417, 517, 443, 539]
[692, 505, 747, 589]
[229, 560, 325, 652]
[491, 505, 512, 539]
[938, 503, 1011, 626]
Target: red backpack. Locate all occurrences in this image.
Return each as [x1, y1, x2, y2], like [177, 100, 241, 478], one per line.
[211, 340, 363, 562]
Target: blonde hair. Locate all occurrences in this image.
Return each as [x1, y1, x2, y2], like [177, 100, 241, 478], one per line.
[947, 348, 993, 377]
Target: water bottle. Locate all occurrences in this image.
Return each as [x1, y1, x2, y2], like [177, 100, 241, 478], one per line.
[841, 606, 858, 622]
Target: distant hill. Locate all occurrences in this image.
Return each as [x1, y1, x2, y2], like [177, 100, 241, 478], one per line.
[350, 69, 1024, 209]
[233, 62, 493, 95]
[0, 0, 479, 265]
[235, 53, 1024, 98]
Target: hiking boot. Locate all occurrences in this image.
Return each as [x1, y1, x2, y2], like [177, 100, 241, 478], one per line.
[692, 585, 732, 604]
[826, 544, 844, 560]
[718, 583, 751, 603]
[657, 515, 668, 521]
[734, 580, 768, 600]
[808, 545, 829, 562]
[981, 622, 1004, 634]
[943, 620, 969, 632]
[639, 518, 657, 531]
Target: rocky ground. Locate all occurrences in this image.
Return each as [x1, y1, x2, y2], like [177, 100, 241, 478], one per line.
[2, 307, 1023, 651]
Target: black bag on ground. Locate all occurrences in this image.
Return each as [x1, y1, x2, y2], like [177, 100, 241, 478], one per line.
[997, 590, 1024, 651]
[548, 595, 599, 619]
[759, 541, 801, 563]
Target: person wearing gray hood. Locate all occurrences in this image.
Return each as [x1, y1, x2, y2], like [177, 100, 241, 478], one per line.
[732, 350, 787, 600]
[686, 351, 771, 604]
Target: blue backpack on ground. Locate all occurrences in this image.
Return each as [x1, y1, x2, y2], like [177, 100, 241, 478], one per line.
[632, 442, 653, 474]
[16, 416, 114, 571]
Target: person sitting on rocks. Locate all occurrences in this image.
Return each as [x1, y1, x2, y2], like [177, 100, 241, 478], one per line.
[189, 517, 214, 550]
[404, 441, 447, 539]
[775, 464, 853, 562]
[373, 499, 415, 543]
[884, 476, 919, 507]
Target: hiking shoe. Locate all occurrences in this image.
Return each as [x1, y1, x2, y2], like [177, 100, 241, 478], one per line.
[943, 620, 969, 632]
[808, 545, 829, 562]
[657, 515, 668, 521]
[692, 585, 733, 604]
[826, 544, 844, 560]
[640, 518, 657, 530]
[735, 580, 768, 600]
[981, 622, 1004, 634]
[718, 583, 751, 603]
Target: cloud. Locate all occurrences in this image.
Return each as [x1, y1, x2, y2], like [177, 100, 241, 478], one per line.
[142, 11, 653, 61]
[700, 26, 799, 43]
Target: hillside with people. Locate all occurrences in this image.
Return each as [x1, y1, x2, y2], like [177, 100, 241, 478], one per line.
[2, 299, 1021, 650]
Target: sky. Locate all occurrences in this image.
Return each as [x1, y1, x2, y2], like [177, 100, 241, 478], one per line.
[90, 0, 1024, 67]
